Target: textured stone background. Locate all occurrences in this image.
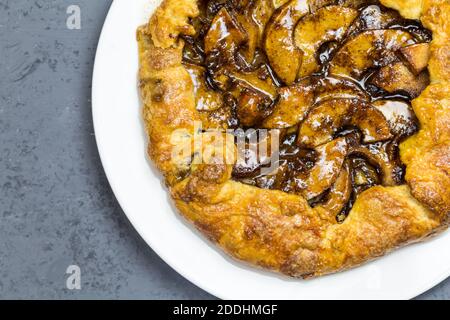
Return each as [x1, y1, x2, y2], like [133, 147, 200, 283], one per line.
[0, 0, 448, 299]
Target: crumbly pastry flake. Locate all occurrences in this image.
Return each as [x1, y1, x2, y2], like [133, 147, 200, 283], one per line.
[138, 0, 450, 278]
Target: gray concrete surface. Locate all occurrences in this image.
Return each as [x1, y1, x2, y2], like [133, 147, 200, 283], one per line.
[0, 0, 448, 299]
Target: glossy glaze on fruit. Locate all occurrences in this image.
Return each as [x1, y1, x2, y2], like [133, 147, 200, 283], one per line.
[181, 0, 431, 222]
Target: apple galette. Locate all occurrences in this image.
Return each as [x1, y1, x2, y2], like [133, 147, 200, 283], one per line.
[138, 0, 449, 277]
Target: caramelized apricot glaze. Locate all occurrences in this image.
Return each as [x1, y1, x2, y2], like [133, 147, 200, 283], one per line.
[181, 0, 431, 222]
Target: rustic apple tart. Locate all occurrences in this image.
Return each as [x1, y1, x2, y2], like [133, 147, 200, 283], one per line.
[137, 0, 450, 278]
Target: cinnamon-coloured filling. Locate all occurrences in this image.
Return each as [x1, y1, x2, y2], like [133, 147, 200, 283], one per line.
[181, 0, 432, 222]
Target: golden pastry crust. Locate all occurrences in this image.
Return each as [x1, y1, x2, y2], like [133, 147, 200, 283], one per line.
[138, 0, 450, 278]
[380, 0, 424, 19]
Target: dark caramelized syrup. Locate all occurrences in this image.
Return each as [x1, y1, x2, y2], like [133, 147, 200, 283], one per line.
[183, 0, 431, 222]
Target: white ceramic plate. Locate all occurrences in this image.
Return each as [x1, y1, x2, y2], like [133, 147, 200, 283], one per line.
[92, 0, 450, 300]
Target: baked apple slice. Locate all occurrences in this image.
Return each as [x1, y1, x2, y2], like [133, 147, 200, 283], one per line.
[264, 0, 309, 84]
[299, 99, 353, 148]
[273, 0, 291, 9]
[308, 0, 336, 12]
[229, 70, 278, 127]
[204, 7, 247, 55]
[351, 103, 393, 143]
[345, 5, 400, 38]
[185, 64, 224, 112]
[338, 0, 380, 8]
[329, 30, 415, 79]
[298, 99, 392, 148]
[369, 62, 429, 98]
[262, 76, 368, 129]
[198, 105, 234, 130]
[204, 7, 247, 89]
[229, 71, 278, 100]
[349, 143, 398, 186]
[262, 78, 315, 129]
[294, 6, 358, 77]
[232, 130, 268, 179]
[317, 160, 352, 217]
[350, 157, 381, 194]
[399, 43, 431, 74]
[236, 0, 276, 64]
[373, 100, 418, 137]
[302, 137, 348, 200]
[235, 19, 259, 65]
[314, 76, 370, 103]
[236, 88, 273, 127]
[252, 0, 276, 31]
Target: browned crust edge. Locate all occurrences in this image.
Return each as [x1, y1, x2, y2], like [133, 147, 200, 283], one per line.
[138, 0, 450, 278]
